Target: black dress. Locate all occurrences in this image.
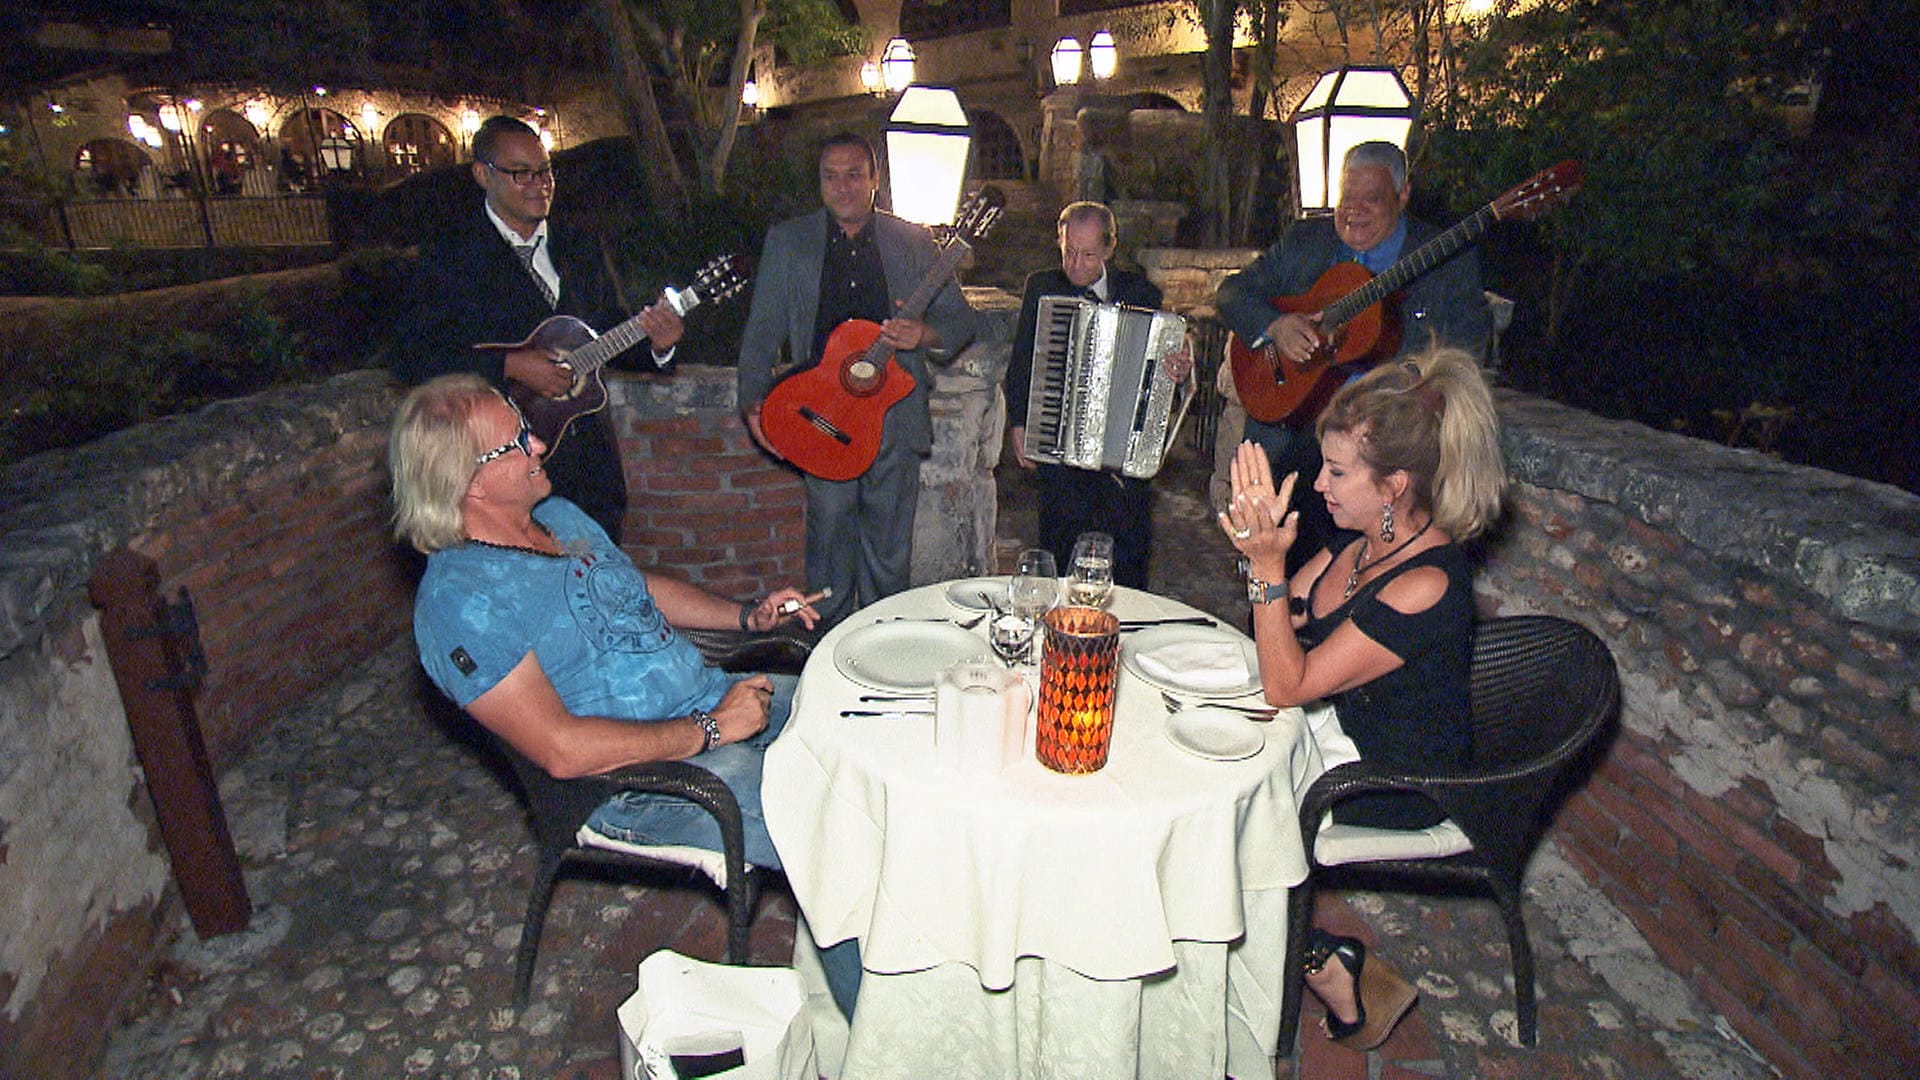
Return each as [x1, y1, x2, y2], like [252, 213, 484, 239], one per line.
[1297, 543, 1474, 828]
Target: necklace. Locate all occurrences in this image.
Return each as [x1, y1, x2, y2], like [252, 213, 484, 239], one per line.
[466, 520, 566, 559]
[1343, 517, 1434, 598]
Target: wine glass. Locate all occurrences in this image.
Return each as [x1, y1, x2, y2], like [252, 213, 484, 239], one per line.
[987, 612, 1035, 667]
[1011, 548, 1059, 663]
[1067, 532, 1115, 609]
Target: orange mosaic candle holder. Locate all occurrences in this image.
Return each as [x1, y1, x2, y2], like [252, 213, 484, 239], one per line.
[1035, 606, 1122, 774]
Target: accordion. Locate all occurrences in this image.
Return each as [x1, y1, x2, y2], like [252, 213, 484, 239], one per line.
[1021, 295, 1193, 479]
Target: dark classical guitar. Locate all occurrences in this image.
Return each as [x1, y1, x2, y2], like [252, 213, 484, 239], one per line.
[480, 254, 751, 454]
[759, 187, 1006, 481]
[1229, 160, 1582, 425]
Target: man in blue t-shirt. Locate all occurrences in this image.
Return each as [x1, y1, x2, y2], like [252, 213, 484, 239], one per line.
[390, 375, 862, 1015]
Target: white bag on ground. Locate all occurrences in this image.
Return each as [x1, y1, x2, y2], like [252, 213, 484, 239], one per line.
[617, 949, 817, 1080]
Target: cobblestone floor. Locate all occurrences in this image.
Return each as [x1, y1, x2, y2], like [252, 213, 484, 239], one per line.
[99, 447, 1776, 1079]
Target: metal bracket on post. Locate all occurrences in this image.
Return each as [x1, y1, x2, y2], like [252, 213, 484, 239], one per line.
[125, 587, 209, 693]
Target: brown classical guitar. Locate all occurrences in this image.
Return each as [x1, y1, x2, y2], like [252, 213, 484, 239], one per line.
[1228, 160, 1582, 425]
[480, 253, 750, 455]
[759, 187, 1006, 481]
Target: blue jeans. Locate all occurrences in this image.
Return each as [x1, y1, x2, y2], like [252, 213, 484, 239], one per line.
[583, 673, 864, 1017]
[585, 673, 796, 870]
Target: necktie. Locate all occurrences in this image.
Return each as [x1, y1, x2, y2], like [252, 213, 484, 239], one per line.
[1083, 286, 1102, 303]
[515, 239, 557, 309]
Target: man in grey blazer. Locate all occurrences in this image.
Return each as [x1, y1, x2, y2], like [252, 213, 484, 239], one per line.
[737, 133, 976, 626]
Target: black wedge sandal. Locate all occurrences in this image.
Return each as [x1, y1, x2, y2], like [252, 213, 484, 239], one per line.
[1302, 930, 1419, 1051]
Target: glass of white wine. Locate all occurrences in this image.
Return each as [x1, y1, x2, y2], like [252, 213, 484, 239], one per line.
[1067, 531, 1115, 608]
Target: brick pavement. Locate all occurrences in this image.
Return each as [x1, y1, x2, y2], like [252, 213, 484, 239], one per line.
[98, 446, 1773, 1079]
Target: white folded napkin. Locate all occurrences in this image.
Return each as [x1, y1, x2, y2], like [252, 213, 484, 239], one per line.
[1136, 640, 1250, 691]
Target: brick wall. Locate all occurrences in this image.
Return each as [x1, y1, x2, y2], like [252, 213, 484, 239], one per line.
[607, 372, 807, 599]
[1479, 392, 1920, 1078]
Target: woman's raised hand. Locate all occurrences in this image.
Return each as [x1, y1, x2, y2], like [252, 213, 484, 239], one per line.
[1217, 441, 1299, 563]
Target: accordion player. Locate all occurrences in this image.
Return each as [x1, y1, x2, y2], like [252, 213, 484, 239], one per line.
[1020, 295, 1195, 479]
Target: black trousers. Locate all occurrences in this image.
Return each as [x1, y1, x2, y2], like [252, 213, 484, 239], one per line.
[1036, 463, 1152, 589]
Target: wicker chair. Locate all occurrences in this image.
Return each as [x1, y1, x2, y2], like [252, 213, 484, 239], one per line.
[497, 626, 814, 1010]
[1277, 615, 1620, 1051]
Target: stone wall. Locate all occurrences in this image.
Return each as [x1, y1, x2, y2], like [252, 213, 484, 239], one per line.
[0, 371, 408, 1079]
[1479, 393, 1920, 1078]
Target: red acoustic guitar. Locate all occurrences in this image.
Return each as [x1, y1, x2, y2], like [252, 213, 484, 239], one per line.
[481, 253, 751, 455]
[1229, 160, 1582, 425]
[760, 187, 1006, 481]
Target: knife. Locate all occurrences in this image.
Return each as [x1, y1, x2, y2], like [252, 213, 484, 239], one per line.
[1119, 616, 1219, 630]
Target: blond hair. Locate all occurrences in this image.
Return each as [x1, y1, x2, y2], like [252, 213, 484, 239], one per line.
[1315, 347, 1506, 540]
[389, 374, 498, 554]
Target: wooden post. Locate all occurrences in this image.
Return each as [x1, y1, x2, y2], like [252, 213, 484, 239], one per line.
[88, 547, 251, 938]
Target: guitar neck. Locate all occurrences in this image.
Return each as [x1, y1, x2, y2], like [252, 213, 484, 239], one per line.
[566, 287, 702, 375]
[1323, 205, 1498, 327]
[862, 236, 972, 365]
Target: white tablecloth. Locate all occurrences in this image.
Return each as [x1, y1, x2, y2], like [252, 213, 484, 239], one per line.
[763, 583, 1320, 1079]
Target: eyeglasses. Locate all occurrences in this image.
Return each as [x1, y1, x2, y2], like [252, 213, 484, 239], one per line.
[475, 409, 535, 465]
[486, 161, 555, 187]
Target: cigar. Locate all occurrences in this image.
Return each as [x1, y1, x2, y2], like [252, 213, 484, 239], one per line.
[778, 587, 832, 616]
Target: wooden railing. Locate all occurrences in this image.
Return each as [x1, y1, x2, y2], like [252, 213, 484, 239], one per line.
[61, 195, 331, 249]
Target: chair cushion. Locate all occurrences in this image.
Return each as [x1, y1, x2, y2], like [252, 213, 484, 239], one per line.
[575, 825, 736, 889]
[1314, 818, 1474, 867]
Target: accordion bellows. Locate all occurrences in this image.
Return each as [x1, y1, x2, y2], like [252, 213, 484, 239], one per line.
[1022, 296, 1191, 479]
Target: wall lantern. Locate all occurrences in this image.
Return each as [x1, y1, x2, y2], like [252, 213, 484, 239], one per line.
[359, 103, 380, 136]
[881, 38, 917, 94]
[244, 99, 271, 132]
[1088, 31, 1118, 81]
[741, 79, 761, 109]
[860, 60, 883, 95]
[1288, 64, 1417, 215]
[1051, 37, 1083, 86]
[318, 138, 355, 172]
[884, 85, 972, 227]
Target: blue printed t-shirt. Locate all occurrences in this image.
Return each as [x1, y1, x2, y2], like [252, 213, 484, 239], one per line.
[414, 499, 729, 722]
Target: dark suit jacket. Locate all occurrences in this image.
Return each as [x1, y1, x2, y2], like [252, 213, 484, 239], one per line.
[1216, 215, 1490, 362]
[736, 209, 976, 457]
[390, 210, 632, 533]
[1005, 267, 1163, 430]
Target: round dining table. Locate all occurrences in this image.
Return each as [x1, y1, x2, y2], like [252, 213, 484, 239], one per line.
[762, 580, 1323, 1079]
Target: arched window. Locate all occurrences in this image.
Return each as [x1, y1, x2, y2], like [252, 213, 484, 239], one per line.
[199, 109, 261, 195]
[384, 113, 457, 177]
[277, 108, 363, 188]
[969, 110, 1026, 180]
[75, 138, 149, 198]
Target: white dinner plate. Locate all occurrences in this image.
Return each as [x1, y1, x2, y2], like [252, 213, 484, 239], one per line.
[833, 620, 990, 692]
[945, 577, 1010, 613]
[1165, 706, 1265, 761]
[1121, 625, 1261, 698]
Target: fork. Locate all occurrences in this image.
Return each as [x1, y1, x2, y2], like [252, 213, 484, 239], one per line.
[1160, 690, 1278, 720]
[881, 613, 987, 630]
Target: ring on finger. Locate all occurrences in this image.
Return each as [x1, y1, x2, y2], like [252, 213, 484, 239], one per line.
[1233, 527, 1252, 540]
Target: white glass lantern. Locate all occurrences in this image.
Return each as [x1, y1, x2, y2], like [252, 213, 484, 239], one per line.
[881, 38, 917, 94]
[884, 85, 972, 227]
[1051, 37, 1084, 87]
[1088, 31, 1118, 81]
[1288, 65, 1417, 214]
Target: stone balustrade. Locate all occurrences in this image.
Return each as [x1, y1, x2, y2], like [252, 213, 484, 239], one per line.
[2, 296, 1916, 1079]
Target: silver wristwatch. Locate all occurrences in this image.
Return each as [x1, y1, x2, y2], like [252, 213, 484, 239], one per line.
[691, 710, 721, 753]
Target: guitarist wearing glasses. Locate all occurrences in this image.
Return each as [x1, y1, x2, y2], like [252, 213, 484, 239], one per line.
[1216, 141, 1490, 573]
[392, 115, 684, 544]
[737, 133, 976, 627]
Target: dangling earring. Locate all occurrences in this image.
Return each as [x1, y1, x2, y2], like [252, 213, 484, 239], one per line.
[1379, 502, 1396, 543]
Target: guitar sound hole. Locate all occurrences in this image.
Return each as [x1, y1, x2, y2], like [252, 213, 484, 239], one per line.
[847, 359, 877, 383]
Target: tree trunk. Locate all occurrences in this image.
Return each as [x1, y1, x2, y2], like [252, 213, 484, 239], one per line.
[706, 0, 768, 193]
[593, 0, 688, 214]
[1198, 0, 1240, 246]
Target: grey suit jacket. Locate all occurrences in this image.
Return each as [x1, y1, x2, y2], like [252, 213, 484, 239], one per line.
[737, 209, 976, 456]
